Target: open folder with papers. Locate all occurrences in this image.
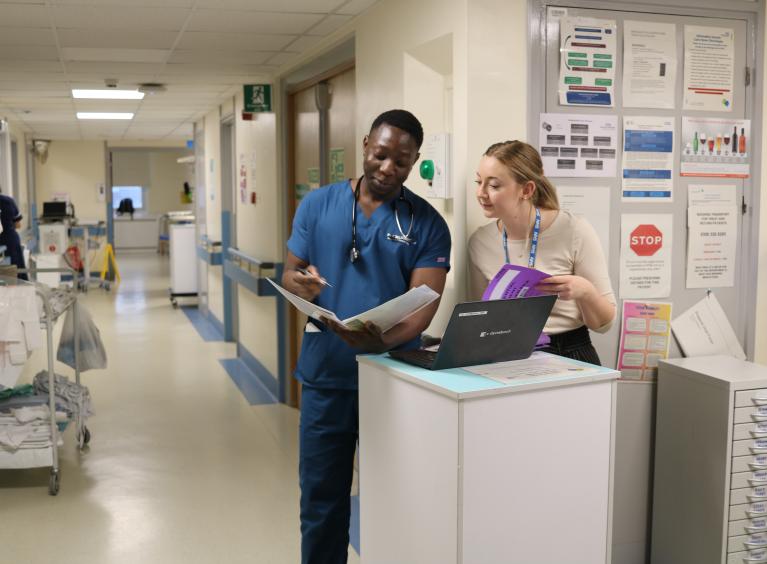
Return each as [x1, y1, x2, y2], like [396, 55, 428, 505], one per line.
[266, 279, 439, 332]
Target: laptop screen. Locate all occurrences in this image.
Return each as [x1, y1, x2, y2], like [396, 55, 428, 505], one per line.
[42, 201, 67, 217]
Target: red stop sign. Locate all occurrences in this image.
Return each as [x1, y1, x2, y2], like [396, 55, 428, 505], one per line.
[630, 224, 663, 256]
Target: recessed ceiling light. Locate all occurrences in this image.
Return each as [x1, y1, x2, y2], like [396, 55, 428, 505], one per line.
[76, 112, 134, 120]
[72, 89, 144, 100]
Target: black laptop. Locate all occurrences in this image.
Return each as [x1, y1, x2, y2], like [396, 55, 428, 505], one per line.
[41, 201, 68, 220]
[388, 295, 556, 370]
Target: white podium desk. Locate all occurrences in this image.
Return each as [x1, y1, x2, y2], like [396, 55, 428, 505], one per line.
[358, 352, 619, 564]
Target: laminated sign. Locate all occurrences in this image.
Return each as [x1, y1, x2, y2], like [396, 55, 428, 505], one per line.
[619, 214, 673, 299]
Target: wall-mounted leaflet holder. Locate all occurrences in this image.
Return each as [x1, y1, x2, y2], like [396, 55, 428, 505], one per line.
[224, 247, 279, 297]
[419, 132, 451, 199]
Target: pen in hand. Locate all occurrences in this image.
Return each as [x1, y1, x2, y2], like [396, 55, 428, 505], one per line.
[297, 267, 333, 288]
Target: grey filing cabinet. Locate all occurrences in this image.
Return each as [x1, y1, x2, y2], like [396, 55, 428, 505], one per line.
[652, 356, 767, 564]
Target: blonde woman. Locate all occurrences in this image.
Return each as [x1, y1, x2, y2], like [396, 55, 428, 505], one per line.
[468, 140, 615, 364]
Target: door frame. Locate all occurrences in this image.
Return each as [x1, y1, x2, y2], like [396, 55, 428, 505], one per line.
[220, 113, 238, 342]
[281, 43, 355, 407]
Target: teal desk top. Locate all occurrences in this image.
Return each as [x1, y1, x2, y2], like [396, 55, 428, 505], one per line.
[358, 352, 618, 400]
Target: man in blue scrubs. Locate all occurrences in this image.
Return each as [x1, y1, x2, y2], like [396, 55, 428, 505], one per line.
[0, 191, 27, 280]
[282, 109, 451, 563]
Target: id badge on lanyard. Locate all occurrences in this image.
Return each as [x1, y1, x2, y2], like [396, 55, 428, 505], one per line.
[502, 207, 541, 267]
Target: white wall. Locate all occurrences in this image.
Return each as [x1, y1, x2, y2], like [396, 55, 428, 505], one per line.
[35, 140, 106, 222]
[147, 151, 193, 215]
[355, 0, 468, 333]
[112, 151, 151, 190]
[202, 108, 224, 325]
[234, 88, 281, 378]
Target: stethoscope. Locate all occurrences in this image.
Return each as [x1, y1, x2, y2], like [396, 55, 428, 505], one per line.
[350, 176, 415, 263]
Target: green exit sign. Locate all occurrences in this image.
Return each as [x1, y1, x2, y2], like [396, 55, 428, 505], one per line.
[243, 84, 272, 113]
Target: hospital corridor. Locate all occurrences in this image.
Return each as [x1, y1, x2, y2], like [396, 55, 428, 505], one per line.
[3, 0, 767, 563]
[0, 251, 360, 564]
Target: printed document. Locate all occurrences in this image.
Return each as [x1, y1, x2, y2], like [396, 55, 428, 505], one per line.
[671, 292, 745, 360]
[621, 116, 675, 202]
[558, 17, 617, 106]
[464, 352, 595, 384]
[683, 26, 734, 112]
[622, 21, 677, 109]
[267, 279, 439, 332]
[539, 113, 618, 178]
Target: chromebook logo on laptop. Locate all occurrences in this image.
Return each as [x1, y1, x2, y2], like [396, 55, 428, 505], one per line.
[480, 329, 512, 338]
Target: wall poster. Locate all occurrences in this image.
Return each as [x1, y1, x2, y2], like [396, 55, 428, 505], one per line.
[619, 214, 673, 298]
[681, 117, 750, 178]
[539, 113, 618, 177]
[558, 17, 617, 107]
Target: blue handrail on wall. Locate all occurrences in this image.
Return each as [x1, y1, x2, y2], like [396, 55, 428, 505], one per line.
[196, 235, 223, 265]
[224, 247, 286, 403]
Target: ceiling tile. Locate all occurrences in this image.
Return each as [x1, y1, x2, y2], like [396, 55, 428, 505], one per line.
[336, 0, 379, 15]
[62, 47, 170, 63]
[52, 5, 190, 31]
[0, 45, 59, 61]
[266, 52, 297, 66]
[163, 62, 270, 75]
[0, 4, 50, 28]
[285, 35, 325, 53]
[64, 61, 165, 74]
[55, 0, 194, 6]
[0, 88, 70, 99]
[66, 74, 160, 85]
[168, 50, 272, 65]
[0, 61, 63, 72]
[186, 10, 321, 34]
[306, 14, 352, 36]
[57, 29, 178, 49]
[0, 27, 57, 45]
[175, 32, 295, 51]
[133, 113, 196, 121]
[194, 0, 344, 12]
[0, 73, 67, 84]
[1, 98, 73, 108]
[21, 109, 78, 122]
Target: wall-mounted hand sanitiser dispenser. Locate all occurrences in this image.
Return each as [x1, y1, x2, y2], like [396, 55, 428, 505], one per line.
[419, 132, 451, 199]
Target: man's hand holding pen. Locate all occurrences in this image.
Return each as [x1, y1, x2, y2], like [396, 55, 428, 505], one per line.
[286, 265, 329, 301]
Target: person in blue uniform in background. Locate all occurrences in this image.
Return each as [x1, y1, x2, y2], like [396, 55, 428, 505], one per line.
[282, 109, 452, 564]
[0, 190, 27, 280]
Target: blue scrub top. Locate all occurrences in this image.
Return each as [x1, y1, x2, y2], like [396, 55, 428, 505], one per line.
[0, 194, 21, 233]
[287, 180, 451, 389]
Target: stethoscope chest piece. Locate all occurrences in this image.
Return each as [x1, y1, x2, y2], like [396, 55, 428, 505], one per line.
[350, 176, 416, 262]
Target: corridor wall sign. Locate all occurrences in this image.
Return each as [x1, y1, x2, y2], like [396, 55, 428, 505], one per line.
[243, 84, 272, 113]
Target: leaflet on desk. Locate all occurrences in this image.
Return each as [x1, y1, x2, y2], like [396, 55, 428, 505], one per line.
[266, 279, 439, 332]
[482, 264, 551, 301]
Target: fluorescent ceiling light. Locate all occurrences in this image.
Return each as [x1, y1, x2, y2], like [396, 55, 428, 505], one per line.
[72, 89, 144, 100]
[77, 112, 134, 120]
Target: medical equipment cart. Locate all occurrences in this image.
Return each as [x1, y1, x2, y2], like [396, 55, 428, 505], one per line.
[0, 274, 90, 495]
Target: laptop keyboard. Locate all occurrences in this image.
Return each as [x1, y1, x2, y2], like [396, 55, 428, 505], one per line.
[388, 349, 437, 369]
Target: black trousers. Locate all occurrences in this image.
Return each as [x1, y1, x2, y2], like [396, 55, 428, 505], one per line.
[540, 325, 601, 365]
[0, 230, 27, 281]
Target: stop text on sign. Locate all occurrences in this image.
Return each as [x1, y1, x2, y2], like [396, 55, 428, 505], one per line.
[630, 224, 663, 256]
